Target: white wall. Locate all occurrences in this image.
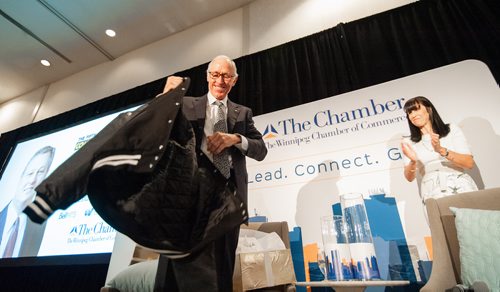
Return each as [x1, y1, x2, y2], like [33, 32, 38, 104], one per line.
[0, 0, 415, 134]
[0, 86, 48, 133]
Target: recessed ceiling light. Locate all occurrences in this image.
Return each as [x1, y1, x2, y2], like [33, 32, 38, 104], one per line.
[106, 29, 116, 37]
[41, 60, 51, 66]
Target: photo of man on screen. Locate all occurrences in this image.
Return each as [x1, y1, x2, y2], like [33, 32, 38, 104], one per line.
[0, 145, 55, 258]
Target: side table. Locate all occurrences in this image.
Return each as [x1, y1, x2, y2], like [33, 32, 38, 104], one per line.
[294, 280, 410, 292]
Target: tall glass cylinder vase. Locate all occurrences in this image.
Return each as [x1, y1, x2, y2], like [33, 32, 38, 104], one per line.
[340, 193, 380, 280]
[321, 215, 353, 280]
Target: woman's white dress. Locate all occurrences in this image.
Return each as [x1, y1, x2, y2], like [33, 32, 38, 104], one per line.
[404, 124, 478, 203]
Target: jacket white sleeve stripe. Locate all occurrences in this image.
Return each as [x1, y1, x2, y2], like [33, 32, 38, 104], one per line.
[92, 155, 141, 170]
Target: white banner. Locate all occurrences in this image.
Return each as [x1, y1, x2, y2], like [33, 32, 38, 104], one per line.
[247, 60, 500, 280]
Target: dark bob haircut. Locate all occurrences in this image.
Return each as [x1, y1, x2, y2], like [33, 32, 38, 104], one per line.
[403, 96, 450, 142]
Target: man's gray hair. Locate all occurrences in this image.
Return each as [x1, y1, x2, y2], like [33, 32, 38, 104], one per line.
[23, 145, 56, 174]
[207, 55, 238, 77]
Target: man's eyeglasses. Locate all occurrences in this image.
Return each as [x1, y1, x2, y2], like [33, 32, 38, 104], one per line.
[208, 71, 235, 81]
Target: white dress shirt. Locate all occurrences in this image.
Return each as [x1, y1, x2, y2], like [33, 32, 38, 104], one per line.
[202, 92, 248, 163]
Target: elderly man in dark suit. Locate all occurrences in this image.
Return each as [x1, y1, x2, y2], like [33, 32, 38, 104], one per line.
[160, 55, 267, 291]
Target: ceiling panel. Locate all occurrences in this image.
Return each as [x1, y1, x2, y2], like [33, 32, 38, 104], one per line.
[0, 13, 68, 99]
[0, 0, 255, 104]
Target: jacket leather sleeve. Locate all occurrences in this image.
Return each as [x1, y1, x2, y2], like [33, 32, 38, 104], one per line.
[23, 110, 138, 223]
[23, 78, 190, 224]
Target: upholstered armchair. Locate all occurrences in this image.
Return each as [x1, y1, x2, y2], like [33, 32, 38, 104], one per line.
[421, 187, 500, 291]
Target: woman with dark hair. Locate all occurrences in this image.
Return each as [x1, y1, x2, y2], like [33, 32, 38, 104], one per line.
[401, 96, 477, 203]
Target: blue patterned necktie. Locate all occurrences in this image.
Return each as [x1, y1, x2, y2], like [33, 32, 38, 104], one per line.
[213, 101, 231, 178]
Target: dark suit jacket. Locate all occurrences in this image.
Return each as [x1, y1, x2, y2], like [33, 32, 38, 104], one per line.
[0, 204, 46, 257]
[182, 95, 267, 204]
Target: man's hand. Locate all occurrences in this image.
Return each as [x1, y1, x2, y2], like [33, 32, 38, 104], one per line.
[163, 76, 184, 93]
[207, 132, 241, 154]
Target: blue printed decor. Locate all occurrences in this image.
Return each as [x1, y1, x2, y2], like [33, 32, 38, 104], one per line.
[324, 246, 355, 280]
[340, 193, 381, 280]
[293, 192, 417, 284]
[321, 215, 354, 280]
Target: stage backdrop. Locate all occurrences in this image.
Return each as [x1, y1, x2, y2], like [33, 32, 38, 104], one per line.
[247, 59, 500, 282]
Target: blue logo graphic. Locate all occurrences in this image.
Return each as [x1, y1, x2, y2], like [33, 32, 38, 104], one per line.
[262, 124, 279, 139]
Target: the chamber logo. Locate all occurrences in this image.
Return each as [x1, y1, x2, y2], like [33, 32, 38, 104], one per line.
[261, 98, 407, 149]
[262, 124, 279, 139]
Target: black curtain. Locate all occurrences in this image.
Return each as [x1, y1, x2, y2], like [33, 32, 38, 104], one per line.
[0, 0, 498, 290]
[228, 0, 499, 115]
[343, 0, 499, 90]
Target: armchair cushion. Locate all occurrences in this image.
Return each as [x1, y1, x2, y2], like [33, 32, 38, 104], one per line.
[451, 207, 500, 291]
[105, 258, 158, 292]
